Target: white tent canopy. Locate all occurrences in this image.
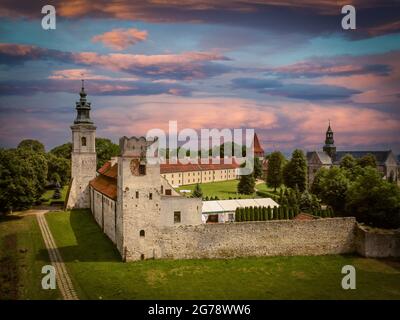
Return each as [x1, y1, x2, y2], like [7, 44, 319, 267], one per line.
[202, 198, 279, 214]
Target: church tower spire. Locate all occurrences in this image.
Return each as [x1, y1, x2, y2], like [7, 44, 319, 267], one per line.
[323, 120, 336, 158]
[74, 79, 93, 124]
[66, 81, 97, 209]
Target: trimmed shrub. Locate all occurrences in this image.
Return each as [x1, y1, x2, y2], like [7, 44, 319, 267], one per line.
[273, 206, 278, 220]
[262, 207, 267, 221]
[235, 207, 240, 222]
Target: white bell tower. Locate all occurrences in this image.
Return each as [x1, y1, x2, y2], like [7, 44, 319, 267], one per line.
[66, 80, 97, 209]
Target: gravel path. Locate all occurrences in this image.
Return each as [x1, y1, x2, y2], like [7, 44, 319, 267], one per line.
[35, 211, 78, 300]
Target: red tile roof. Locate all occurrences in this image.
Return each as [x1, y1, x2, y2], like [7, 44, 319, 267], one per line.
[98, 161, 111, 174]
[253, 133, 264, 156]
[89, 174, 117, 200]
[91, 159, 239, 198]
[97, 161, 118, 178]
[160, 161, 239, 173]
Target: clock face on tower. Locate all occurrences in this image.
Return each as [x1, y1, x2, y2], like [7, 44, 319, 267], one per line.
[130, 159, 140, 176]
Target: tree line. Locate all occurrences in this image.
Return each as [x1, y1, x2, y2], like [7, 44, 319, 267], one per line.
[264, 150, 400, 228]
[0, 138, 119, 213]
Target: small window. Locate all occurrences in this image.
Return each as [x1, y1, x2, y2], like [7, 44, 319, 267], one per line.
[81, 136, 87, 146]
[161, 185, 164, 194]
[140, 230, 145, 237]
[165, 189, 172, 196]
[174, 211, 181, 224]
[136, 191, 139, 199]
[139, 164, 146, 175]
[149, 193, 152, 200]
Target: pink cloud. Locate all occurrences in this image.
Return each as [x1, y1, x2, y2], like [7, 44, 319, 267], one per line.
[72, 51, 231, 79]
[367, 20, 400, 36]
[92, 28, 148, 50]
[280, 103, 400, 149]
[48, 68, 138, 81]
[94, 96, 278, 137]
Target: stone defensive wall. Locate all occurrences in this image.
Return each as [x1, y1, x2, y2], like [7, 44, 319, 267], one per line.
[356, 225, 400, 258]
[157, 217, 358, 259]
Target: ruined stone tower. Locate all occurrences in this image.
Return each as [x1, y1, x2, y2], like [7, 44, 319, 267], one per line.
[66, 81, 97, 209]
[116, 136, 161, 261]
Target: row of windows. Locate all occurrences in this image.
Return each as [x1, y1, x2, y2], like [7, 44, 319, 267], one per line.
[133, 191, 152, 200]
[169, 170, 234, 179]
[171, 175, 233, 185]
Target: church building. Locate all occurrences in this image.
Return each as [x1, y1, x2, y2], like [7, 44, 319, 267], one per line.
[307, 123, 399, 186]
[65, 84, 202, 261]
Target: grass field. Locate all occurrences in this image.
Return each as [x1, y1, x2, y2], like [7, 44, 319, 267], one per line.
[0, 213, 61, 300]
[40, 186, 68, 205]
[44, 210, 400, 300]
[176, 180, 282, 199]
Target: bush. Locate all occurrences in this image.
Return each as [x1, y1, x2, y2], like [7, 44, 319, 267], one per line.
[289, 207, 294, 219]
[267, 206, 272, 220]
[273, 206, 279, 220]
[262, 207, 267, 221]
[254, 207, 259, 221]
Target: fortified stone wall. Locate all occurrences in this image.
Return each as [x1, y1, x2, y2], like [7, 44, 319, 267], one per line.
[160, 196, 202, 227]
[157, 217, 357, 260]
[91, 188, 117, 243]
[356, 225, 400, 258]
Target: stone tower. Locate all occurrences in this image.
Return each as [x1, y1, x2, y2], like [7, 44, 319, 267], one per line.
[323, 121, 336, 158]
[66, 81, 97, 209]
[116, 136, 161, 261]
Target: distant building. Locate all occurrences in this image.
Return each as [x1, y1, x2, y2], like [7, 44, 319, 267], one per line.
[160, 133, 266, 187]
[161, 162, 239, 187]
[253, 133, 265, 160]
[307, 123, 399, 185]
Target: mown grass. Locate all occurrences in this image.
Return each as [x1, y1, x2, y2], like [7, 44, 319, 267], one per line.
[177, 180, 282, 200]
[40, 186, 68, 205]
[46, 210, 400, 300]
[0, 213, 61, 300]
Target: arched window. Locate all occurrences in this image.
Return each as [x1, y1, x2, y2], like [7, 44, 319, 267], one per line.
[140, 230, 145, 237]
[81, 136, 87, 146]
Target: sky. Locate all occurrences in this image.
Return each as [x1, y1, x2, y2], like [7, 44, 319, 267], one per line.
[0, 0, 399, 155]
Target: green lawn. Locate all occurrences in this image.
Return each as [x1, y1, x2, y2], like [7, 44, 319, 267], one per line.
[40, 186, 68, 205]
[0, 213, 61, 300]
[176, 180, 282, 200]
[45, 210, 400, 300]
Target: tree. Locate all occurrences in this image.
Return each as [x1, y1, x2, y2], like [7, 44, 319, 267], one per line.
[311, 166, 350, 213]
[95, 138, 119, 169]
[299, 190, 320, 214]
[346, 167, 400, 228]
[50, 142, 72, 159]
[253, 157, 263, 179]
[283, 149, 307, 192]
[0, 147, 48, 213]
[235, 208, 240, 222]
[357, 154, 377, 168]
[267, 151, 285, 192]
[18, 139, 45, 153]
[238, 162, 255, 195]
[340, 154, 357, 171]
[46, 153, 70, 186]
[192, 183, 203, 198]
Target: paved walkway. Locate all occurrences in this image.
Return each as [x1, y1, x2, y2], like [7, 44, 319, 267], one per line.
[35, 211, 79, 300]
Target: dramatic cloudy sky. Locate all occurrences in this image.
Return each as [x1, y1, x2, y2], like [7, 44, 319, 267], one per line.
[0, 0, 399, 155]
